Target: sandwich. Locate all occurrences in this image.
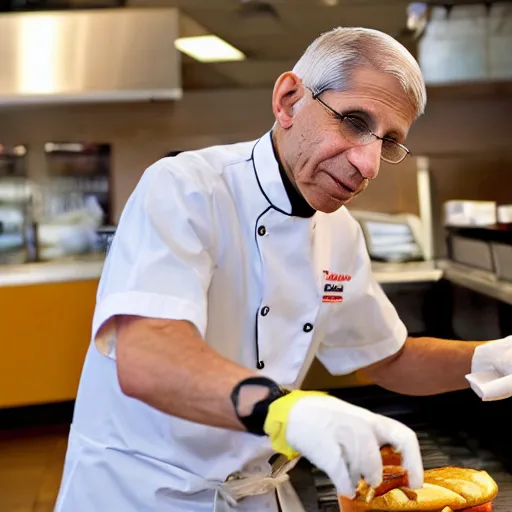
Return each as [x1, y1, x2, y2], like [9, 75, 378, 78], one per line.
[339, 447, 498, 512]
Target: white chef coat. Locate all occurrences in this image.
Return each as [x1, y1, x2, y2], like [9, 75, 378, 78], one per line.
[55, 131, 407, 512]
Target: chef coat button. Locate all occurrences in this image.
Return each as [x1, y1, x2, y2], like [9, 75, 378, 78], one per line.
[261, 306, 270, 316]
[257, 225, 266, 236]
[303, 323, 314, 333]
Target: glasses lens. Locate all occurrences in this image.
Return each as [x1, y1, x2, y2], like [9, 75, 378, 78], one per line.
[340, 117, 373, 145]
[381, 139, 407, 164]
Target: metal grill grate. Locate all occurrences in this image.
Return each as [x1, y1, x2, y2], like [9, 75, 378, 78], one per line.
[312, 428, 512, 511]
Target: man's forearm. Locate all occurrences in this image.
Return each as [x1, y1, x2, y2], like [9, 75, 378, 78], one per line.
[359, 337, 486, 396]
[115, 316, 269, 431]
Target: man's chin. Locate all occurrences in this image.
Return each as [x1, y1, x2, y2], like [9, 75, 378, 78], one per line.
[317, 184, 367, 212]
[302, 182, 366, 213]
[309, 195, 349, 214]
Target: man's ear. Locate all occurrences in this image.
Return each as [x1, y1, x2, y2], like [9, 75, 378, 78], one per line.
[272, 72, 305, 129]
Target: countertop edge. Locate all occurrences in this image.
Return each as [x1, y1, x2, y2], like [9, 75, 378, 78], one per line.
[0, 260, 105, 288]
[0, 259, 445, 288]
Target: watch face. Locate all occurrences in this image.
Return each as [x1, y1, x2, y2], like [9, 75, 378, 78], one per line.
[231, 378, 284, 418]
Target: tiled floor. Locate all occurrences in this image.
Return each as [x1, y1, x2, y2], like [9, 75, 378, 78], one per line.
[0, 424, 322, 512]
[0, 425, 68, 512]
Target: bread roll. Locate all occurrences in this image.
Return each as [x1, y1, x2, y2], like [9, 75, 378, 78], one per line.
[339, 466, 498, 511]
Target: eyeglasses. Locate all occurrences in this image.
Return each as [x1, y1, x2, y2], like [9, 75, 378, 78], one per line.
[311, 91, 411, 165]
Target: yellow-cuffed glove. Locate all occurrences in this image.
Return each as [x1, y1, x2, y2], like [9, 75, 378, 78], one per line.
[263, 390, 424, 498]
[263, 390, 327, 458]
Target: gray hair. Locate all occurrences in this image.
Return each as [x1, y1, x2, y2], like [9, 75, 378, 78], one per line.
[292, 27, 427, 118]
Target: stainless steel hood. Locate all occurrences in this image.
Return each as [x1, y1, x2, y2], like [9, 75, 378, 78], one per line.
[0, 8, 182, 105]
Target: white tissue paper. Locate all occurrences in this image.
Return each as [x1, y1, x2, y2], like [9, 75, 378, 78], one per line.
[466, 336, 512, 401]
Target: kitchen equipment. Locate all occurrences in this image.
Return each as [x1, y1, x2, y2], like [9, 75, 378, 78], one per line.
[0, 181, 39, 264]
[308, 387, 512, 511]
[497, 205, 512, 225]
[449, 233, 494, 272]
[0, 9, 182, 105]
[444, 200, 497, 228]
[349, 210, 426, 262]
[96, 225, 117, 253]
[446, 225, 512, 281]
[492, 242, 512, 283]
[44, 142, 111, 224]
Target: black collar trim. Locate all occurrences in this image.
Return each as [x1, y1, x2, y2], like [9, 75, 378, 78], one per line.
[250, 133, 316, 219]
[270, 134, 315, 219]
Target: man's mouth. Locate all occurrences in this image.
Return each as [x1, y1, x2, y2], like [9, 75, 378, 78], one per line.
[338, 179, 356, 193]
[327, 172, 358, 197]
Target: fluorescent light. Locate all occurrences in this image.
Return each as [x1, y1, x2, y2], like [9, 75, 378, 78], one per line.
[174, 35, 245, 63]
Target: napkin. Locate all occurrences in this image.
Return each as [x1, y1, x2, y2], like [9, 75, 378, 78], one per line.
[466, 336, 512, 401]
[465, 371, 512, 401]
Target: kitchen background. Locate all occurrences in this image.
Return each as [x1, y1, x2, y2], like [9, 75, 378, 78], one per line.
[1, 2, 512, 511]
[0, 2, 511, 264]
[1, 84, 511, 259]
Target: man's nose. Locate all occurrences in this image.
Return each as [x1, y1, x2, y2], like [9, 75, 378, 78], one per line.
[345, 140, 382, 181]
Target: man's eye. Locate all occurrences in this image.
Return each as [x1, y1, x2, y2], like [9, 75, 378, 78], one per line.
[346, 116, 369, 133]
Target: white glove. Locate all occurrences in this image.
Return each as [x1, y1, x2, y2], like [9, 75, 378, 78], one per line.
[466, 335, 512, 401]
[285, 394, 424, 497]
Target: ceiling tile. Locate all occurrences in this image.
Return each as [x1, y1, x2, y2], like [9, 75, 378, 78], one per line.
[275, 4, 408, 38]
[125, 0, 424, 91]
[185, 6, 287, 39]
[226, 35, 310, 60]
[211, 59, 297, 87]
[182, 62, 238, 89]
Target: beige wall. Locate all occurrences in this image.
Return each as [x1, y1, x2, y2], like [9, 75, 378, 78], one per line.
[1, 88, 511, 233]
[0, 90, 274, 221]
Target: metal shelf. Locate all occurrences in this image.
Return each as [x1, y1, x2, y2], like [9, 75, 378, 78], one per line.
[372, 260, 443, 284]
[438, 260, 512, 306]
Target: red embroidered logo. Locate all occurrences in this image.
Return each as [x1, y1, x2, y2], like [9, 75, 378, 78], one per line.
[322, 295, 343, 303]
[322, 270, 351, 303]
[323, 270, 352, 282]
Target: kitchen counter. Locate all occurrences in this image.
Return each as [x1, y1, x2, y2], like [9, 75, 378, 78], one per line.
[0, 263, 99, 408]
[0, 257, 443, 407]
[0, 258, 444, 288]
[0, 256, 104, 287]
[438, 259, 512, 306]
[371, 260, 443, 284]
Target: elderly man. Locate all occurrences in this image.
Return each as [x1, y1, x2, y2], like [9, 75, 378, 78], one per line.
[55, 27, 512, 512]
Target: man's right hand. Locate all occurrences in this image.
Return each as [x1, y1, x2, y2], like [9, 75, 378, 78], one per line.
[263, 391, 424, 497]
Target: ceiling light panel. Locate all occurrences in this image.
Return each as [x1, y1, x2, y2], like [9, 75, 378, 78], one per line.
[174, 35, 246, 63]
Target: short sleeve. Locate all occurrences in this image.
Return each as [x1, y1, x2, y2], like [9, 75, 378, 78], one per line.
[92, 160, 214, 358]
[316, 223, 407, 376]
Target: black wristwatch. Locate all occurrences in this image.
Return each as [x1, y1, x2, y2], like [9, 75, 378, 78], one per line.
[230, 376, 289, 436]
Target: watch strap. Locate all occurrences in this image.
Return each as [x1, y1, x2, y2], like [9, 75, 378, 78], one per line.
[230, 376, 289, 436]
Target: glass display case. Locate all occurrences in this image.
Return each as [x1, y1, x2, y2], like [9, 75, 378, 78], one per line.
[0, 144, 32, 265]
[33, 142, 112, 261]
[43, 142, 111, 224]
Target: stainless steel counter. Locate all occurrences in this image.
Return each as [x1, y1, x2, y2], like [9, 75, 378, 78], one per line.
[371, 260, 443, 284]
[439, 259, 512, 306]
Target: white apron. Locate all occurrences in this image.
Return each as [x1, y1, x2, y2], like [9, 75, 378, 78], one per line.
[212, 456, 304, 511]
